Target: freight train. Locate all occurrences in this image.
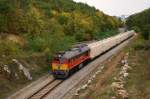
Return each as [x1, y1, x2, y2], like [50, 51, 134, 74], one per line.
[51, 30, 135, 78]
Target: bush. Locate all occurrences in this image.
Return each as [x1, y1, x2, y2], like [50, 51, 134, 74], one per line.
[126, 8, 150, 40]
[0, 41, 21, 56]
[131, 26, 141, 33]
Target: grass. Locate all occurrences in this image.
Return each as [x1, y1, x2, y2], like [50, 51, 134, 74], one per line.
[125, 37, 150, 99]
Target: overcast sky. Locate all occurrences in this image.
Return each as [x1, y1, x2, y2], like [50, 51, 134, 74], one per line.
[73, 0, 150, 16]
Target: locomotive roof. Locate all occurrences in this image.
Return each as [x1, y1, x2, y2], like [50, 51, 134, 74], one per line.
[55, 44, 90, 59]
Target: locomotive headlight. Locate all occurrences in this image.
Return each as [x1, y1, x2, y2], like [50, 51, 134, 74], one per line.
[52, 63, 68, 70]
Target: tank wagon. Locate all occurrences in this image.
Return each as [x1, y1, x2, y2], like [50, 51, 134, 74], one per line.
[51, 30, 135, 78]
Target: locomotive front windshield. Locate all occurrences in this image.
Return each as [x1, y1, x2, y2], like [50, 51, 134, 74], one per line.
[53, 54, 67, 64]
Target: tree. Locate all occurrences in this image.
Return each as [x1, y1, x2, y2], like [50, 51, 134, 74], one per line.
[126, 8, 150, 40]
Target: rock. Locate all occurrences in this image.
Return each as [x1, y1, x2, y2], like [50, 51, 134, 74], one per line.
[15, 73, 19, 79]
[111, 82, 124, 91]
[92, 75, 96, 78]
[121, 59, 128, 65]
[74, 88, 80, 96]
[12, 59, 32, 80]
[100, 66, 104, 69]
[87, 79, 92, 84]
[111, 96, 116, 99]
[123, 66, 128, 70]
[97, 70, 101, 73]
[119, 70, 126, 75]
[113, 77, 118, 81]
[118, 77, 125, 83]
[81, 84, 88, 90]
[74, 93, 79, 96]
[76, 88, 80, 92]
[89, 78, 93, 81]
[117, 89, 129, 99]
[124, 64, 132, 70]
[95, 71, 99, 75]
[125, 53, 129, 58]
[111, 54, 130, 99]
[121, 60, 125, 64]
[113, 77, 124, 83]
[123, 73, 129, 78]
[124, 64, 128, 67]
[3, 65, 11, 74]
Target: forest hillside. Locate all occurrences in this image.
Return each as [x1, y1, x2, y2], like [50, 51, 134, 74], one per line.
[126, 8, 150, 40]
[0, 0, 122, 60]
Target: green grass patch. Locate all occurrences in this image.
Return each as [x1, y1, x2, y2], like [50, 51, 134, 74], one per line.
[125, 38, 150, 99]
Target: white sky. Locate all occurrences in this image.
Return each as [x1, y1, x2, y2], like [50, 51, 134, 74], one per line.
[73, 0, 150, 16]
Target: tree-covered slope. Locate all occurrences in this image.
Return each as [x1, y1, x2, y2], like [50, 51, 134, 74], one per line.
[0, 0, 119, 36]
[126, 8, 150, 40]
[0, 0, 121, 56]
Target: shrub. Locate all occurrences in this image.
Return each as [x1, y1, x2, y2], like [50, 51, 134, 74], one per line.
[0, 41, 21, 56]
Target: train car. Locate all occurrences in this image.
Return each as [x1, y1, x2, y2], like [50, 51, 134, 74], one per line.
[51, 30, 135, 78]
[52, 44, 90, 78]
[87, 30, 134, 59]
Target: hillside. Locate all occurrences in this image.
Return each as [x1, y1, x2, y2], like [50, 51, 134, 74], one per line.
[0, 0, 121, 98]
[0, 0, 121, 57]
[126, 8, 150, 40]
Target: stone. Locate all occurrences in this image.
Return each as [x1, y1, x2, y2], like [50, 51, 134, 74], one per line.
[74, 93, 79, 96]
[111, 82, 124, 91]
[87, 79, 92, 84]
[15, 73, 19, 79]
[95, 71, 99, 75]
[81, 84, 88, 90]
[12, 59, 32, 80]
[111, 96, 116, 99]
[100, 66, 104, 69]
[123, 73, 129, 78]
[3, 65, 11, 74]
[117, 89, 129, 99]
[92, 75, 96, 78]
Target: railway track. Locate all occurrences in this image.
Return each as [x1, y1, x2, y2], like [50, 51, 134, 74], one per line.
[28, 80, 63, 99]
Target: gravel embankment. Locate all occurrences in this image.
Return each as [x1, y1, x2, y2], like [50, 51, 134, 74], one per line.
[7, 75, 54, 99]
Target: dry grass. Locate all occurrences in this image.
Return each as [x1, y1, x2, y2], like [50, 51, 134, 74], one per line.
[126, 38, 150, 99]
[98, 37, 150, 99]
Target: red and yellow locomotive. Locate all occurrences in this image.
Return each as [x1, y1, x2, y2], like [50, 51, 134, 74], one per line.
[52, 44, 90, 78]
